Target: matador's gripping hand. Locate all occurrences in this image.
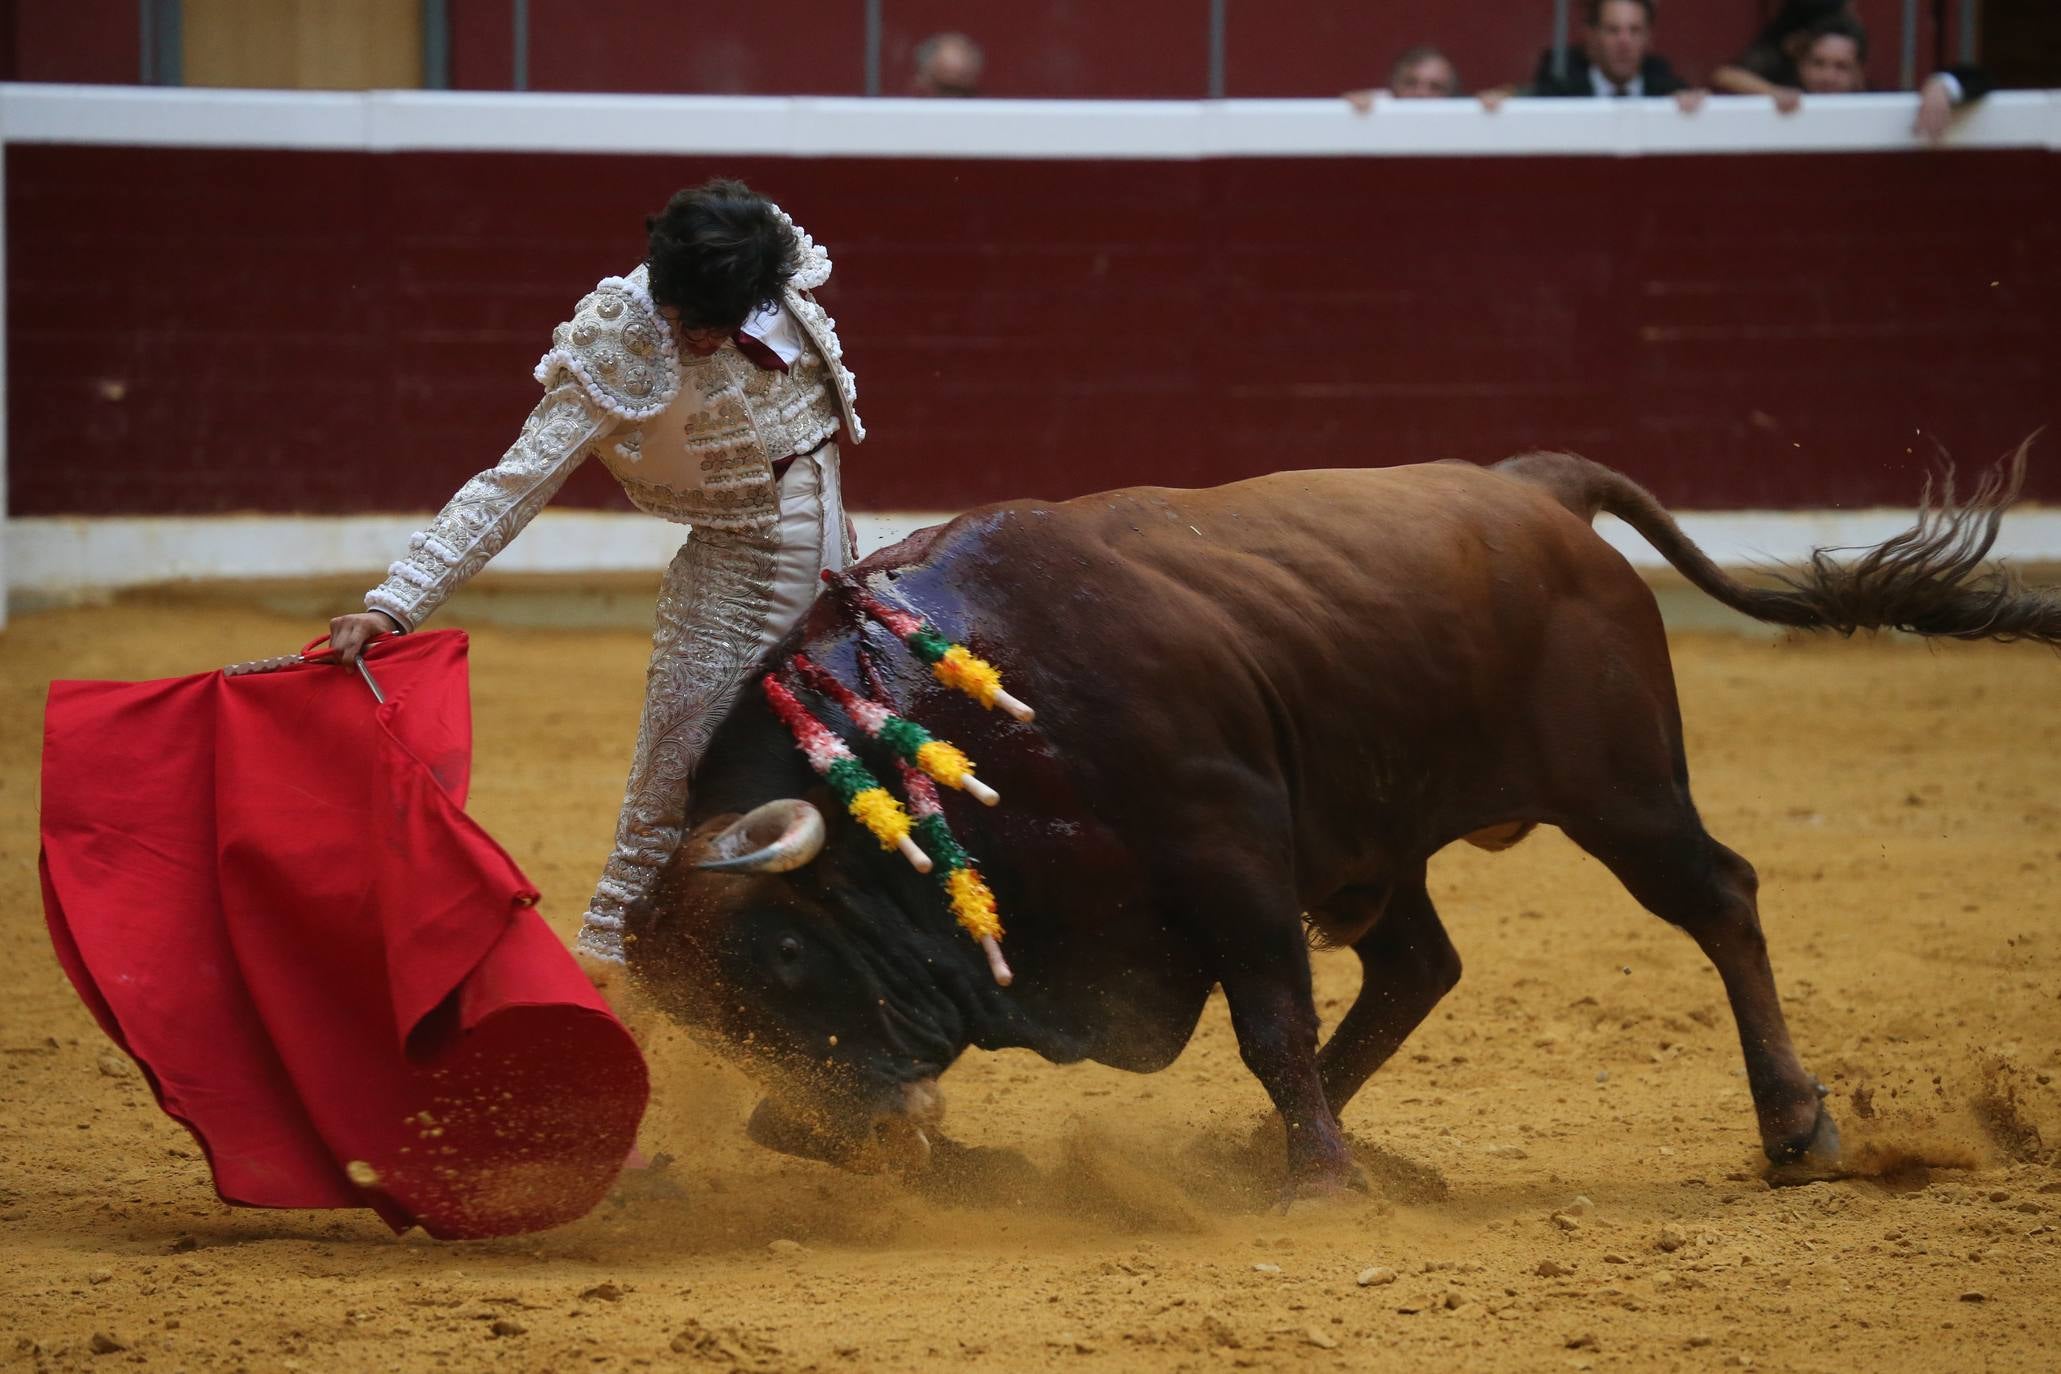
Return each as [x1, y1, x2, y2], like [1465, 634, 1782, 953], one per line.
[327, 611, 401, 666]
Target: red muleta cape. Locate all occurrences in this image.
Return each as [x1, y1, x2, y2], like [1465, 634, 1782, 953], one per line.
[38, 630, 649, 1239]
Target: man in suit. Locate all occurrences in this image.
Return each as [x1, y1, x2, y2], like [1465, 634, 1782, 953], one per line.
[1526, 0, 1706, 110]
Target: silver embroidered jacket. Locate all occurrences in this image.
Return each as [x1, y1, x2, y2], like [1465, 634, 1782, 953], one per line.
[365, 211, 862, 631]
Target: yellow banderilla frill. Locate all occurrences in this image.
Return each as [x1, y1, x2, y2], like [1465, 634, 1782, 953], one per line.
[847, 786, 913, 849]
[932, 645, 1003, 707]
[913, 738, 978, 788]
[945, 867, 1003, 942]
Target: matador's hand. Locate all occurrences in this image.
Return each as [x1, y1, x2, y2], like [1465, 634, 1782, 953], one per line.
[328, 611, 398, 666]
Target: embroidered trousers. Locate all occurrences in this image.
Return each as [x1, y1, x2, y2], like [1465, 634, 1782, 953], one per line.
[576, 445, 848, 963]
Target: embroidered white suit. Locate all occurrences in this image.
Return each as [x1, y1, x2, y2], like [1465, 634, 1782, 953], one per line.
[364, 211, 864, 963]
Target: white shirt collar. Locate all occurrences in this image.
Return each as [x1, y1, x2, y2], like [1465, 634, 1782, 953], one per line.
[1588, 65, 1643, 98]
[739, 299, 805, 366]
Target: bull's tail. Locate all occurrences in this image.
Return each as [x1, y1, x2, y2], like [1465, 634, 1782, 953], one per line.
[1497, 444, 2061, 645]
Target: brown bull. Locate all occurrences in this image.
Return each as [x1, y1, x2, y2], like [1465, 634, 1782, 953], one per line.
[633, 449, 2056, 1196]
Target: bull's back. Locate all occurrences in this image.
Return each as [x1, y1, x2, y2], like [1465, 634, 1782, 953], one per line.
[1044, 463, 1589, 622]
[872, 463, 1652, 851]
[890, 462, 1622, 694]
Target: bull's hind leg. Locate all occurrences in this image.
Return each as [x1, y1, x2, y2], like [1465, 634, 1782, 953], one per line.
[1564, 805, 1840, 1171]
[1315, 876, 1463, 1118]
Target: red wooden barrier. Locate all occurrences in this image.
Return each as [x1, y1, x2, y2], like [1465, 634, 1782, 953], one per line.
[7, 142, 2055, 516]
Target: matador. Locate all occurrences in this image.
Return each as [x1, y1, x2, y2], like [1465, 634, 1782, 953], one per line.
[328, 179, 863, 965]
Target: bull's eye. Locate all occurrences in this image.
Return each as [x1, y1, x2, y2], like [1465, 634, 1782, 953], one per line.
[778, 936, 802, 963]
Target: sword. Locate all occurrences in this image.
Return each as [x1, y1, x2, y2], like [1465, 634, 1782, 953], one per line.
[353, 658, 387, 704]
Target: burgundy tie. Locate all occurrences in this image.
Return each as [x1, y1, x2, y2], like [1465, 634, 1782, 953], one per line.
[731, 330, 789, 373]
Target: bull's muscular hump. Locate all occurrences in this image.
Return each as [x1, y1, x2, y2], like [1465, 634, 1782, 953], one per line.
[647, 449, 2055, 1195]
[885, 464, 1673, 934]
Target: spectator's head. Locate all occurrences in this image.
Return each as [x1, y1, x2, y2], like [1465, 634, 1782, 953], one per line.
[1797, 15, 1868, 92]
[1752, 0, 1857, 58]
[644, 179, 797, 354]
[1388, 45, 1460, 98]
[912, 31, 983, 97]
[1585, 0, 1655, 87]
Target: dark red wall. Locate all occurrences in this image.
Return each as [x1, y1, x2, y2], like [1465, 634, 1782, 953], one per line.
[0, 0, 140, 85]
[1227, 2, 1541, 98]
[885, 0, 1209, 98]
[446, 0, 516, 91]
[522, 0, 867, 96]
[6, 1, 1978, 94]
[8, 143, 2056, 516]
[445, 0, 1961, 97]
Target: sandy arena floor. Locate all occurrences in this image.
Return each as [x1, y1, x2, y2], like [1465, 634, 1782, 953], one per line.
[2, 589, 2058, 1372]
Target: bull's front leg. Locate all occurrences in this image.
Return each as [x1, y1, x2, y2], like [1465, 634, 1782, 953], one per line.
[1176, 859, 1362, 1199]
[1156, 764, 1363, 1199]
[1219, 952, 1364, 1199]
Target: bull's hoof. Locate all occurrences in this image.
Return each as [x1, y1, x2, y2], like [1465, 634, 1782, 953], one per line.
[746, 1097, 851, 1168]
[745, 1081, 945, 1176]
[912, 1137, 1041, 1206]
[872, 1113, 935, 1178]
[1277, 1161, 1372, 1214]
[1764, 1101, 1844, 1187]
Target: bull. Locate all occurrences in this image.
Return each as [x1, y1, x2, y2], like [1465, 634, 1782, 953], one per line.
[626, 450, 2056, 1197]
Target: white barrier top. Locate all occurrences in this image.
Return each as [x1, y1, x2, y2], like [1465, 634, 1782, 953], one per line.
[0, 83, 2057, 158]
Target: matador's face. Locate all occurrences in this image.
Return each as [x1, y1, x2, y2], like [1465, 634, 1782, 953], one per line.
[658, 304, 731, 357]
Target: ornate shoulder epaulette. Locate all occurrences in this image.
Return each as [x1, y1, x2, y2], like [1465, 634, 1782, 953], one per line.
[534, 267, 680, 423]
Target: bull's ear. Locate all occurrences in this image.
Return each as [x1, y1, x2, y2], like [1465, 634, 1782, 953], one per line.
[695, 799, 827, 873]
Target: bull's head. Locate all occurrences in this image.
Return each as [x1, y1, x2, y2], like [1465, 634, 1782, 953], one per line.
[629, 797, 965, 1176]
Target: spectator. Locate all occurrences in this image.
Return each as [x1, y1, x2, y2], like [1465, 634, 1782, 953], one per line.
[1712, 0, 1855, 110]
[1732, 10, 1993, 140]
[1345, 46, 1461, 112]
[912, 31, 983, 97]
[1489, 0, 1705, 112]
[1794, 14, 1868, 94]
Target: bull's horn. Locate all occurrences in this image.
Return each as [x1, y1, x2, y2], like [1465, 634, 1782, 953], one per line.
[696, 799, 827, 873]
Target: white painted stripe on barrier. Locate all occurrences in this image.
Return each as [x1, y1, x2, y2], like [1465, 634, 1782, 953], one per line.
[1202, 96, 1631, 157]
[1, 84, 2055, 159]
[364, 90, 805, 155]
[4, 512, 940, 596]
[788, 97, 1207, 160]
[1631, 91, 2048, 155]
[7, 507, 2057, 599]
[0, 84, 372, 149]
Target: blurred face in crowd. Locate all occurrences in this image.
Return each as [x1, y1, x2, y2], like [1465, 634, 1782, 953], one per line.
[1779, 1, 1860, 59]
[1587, 0, 1652, 86]
[914, 35, 983, 97]
[1391, 54, 1459, 99]
[1798, 34, 1866, 93]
